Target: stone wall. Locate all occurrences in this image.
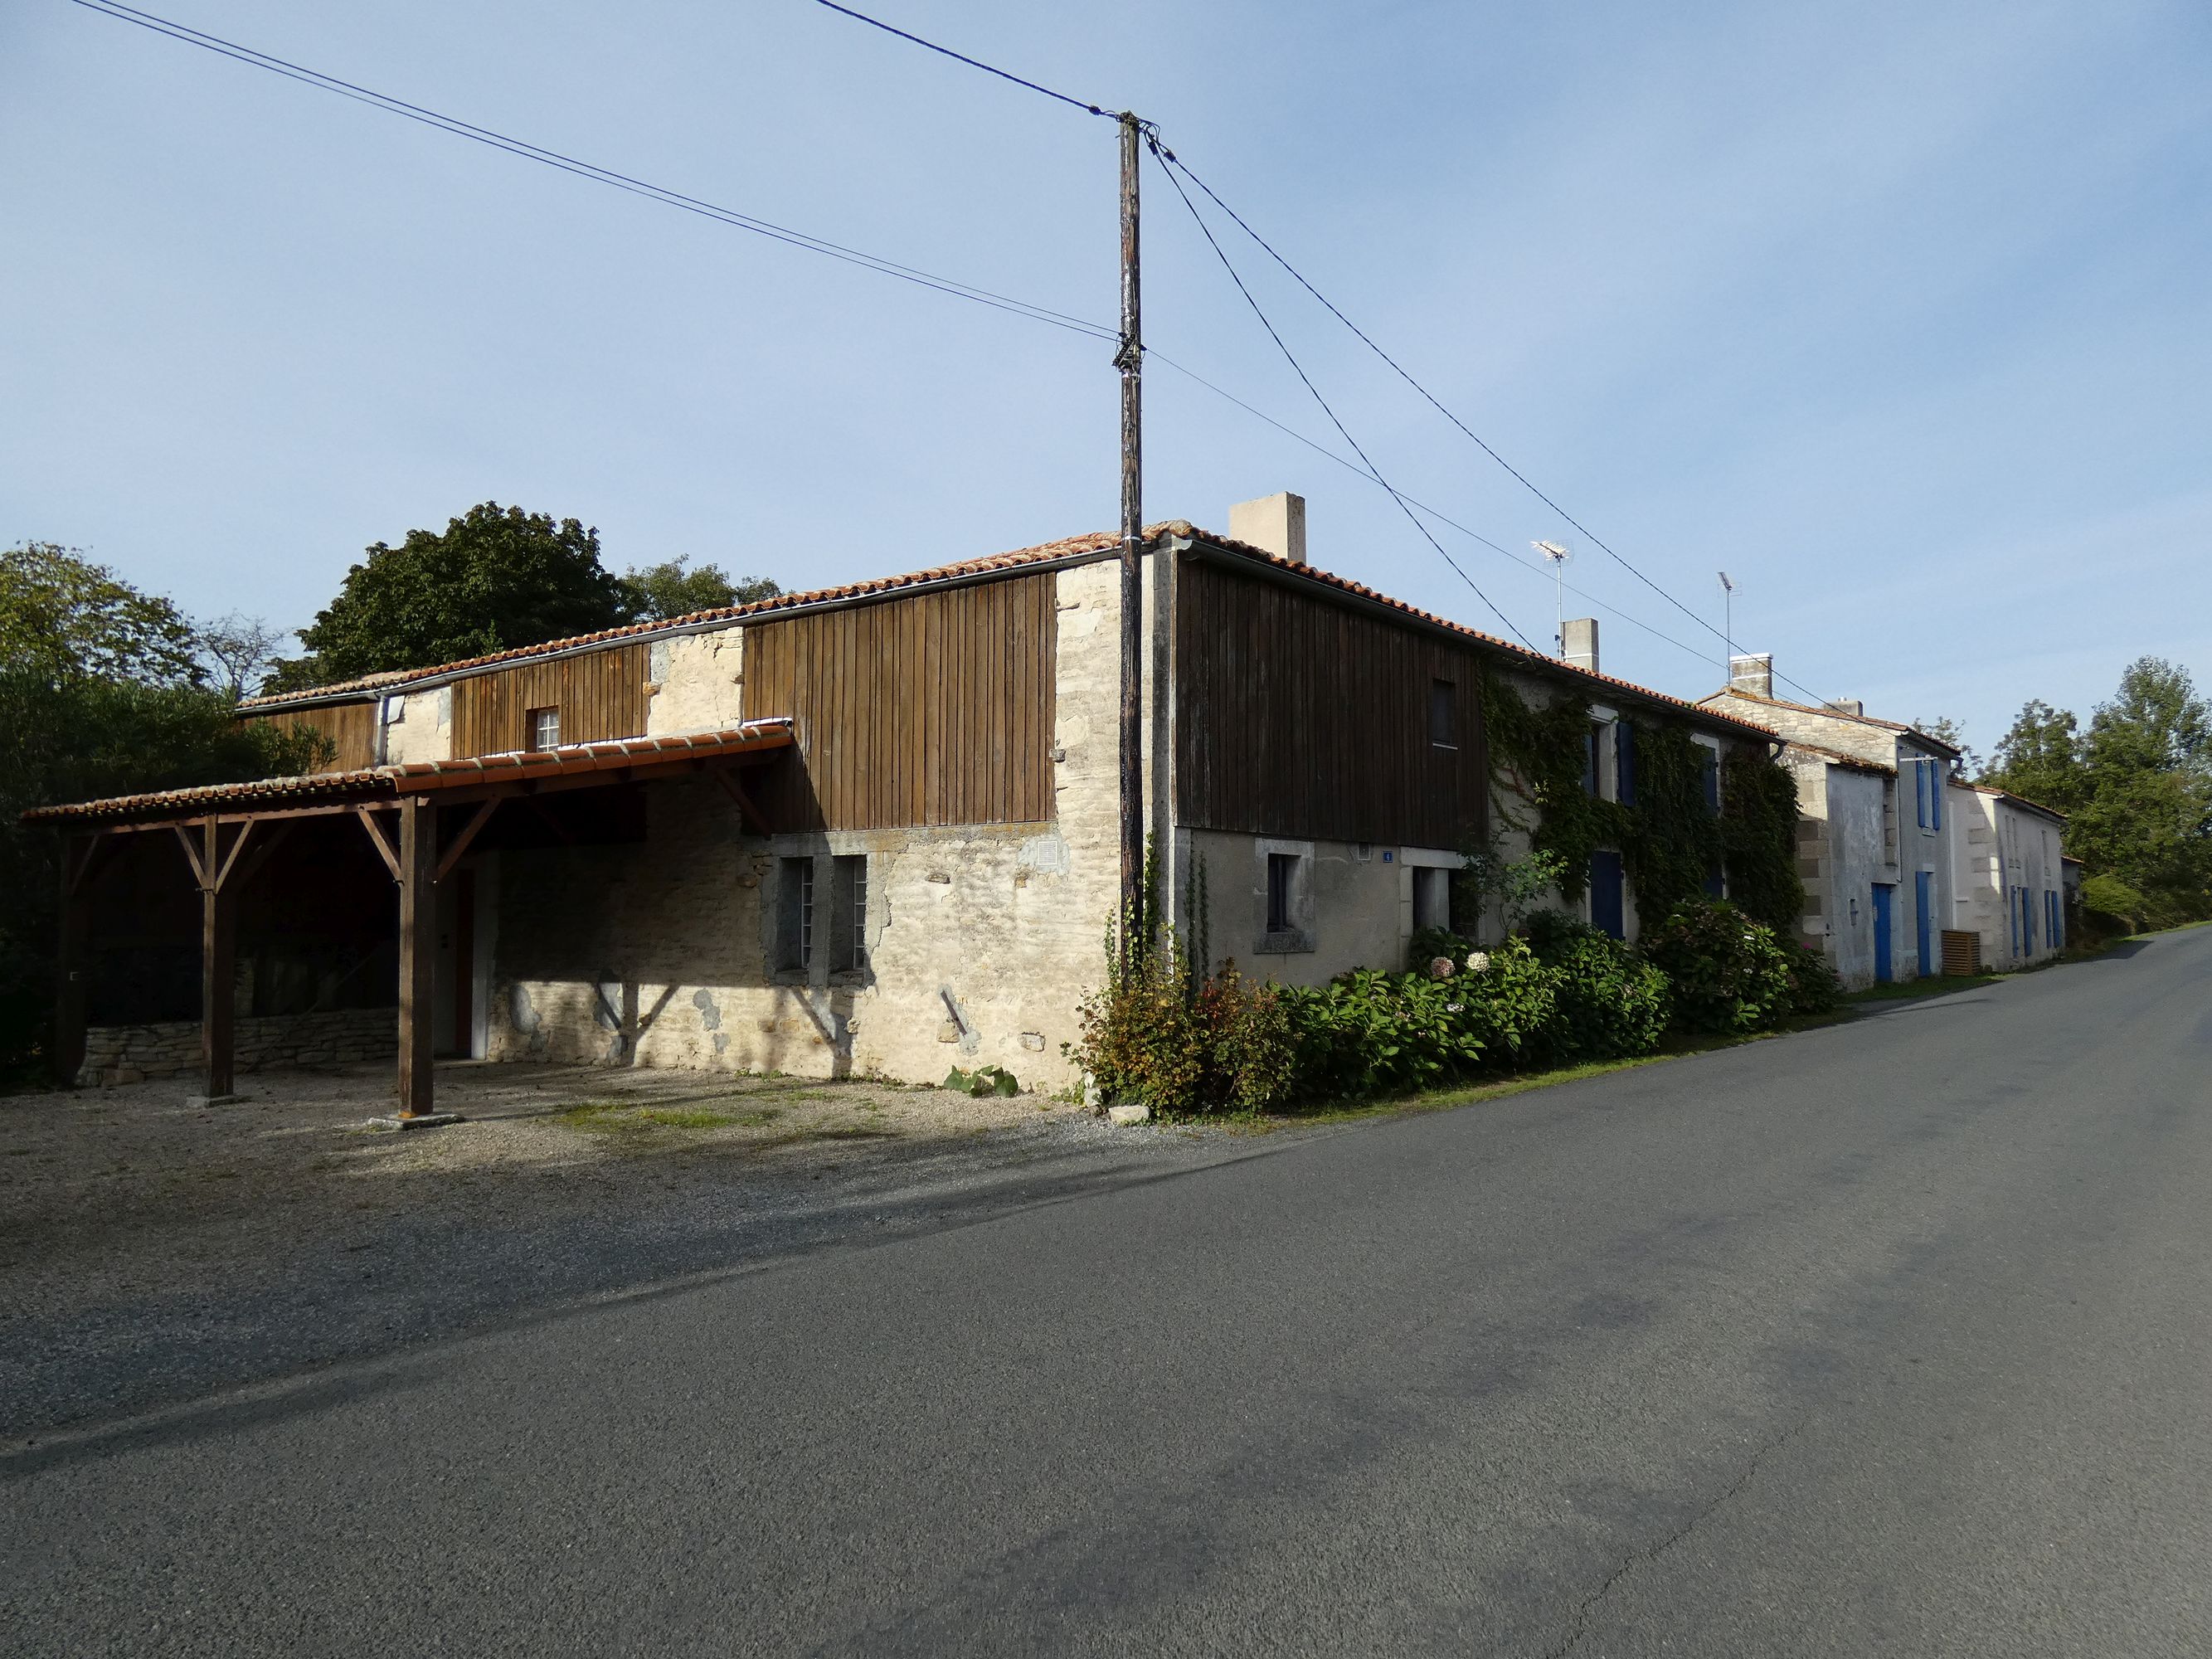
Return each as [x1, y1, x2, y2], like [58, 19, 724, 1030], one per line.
[380, 686, 453, 765]
[76, 1007, 397, 1086]
[484, 560, 1127, 1093]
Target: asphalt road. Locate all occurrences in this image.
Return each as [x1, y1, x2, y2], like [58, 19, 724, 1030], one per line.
[7, 929, 2210, 1657]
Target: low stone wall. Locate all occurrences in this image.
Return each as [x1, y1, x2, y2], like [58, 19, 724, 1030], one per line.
[77, 1008, 397, 1087]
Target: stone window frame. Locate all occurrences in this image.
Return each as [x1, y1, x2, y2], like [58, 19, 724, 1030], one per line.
[1253, 837, 1316, 956]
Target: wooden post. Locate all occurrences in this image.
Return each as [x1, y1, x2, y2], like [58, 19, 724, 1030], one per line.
[54, 835, 92, 1087]
[201, 817, 236, 1100]
[396, 795, 436, 1117]
[1116, 109, 1145, 975]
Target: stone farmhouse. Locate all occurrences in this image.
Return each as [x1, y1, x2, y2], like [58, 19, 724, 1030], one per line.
[1700, 658, 2068, 988]
[31, 495, 1777, 1113]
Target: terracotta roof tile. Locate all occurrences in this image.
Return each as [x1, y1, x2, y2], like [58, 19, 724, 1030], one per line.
[1782, 740, 1896, 776]
[240, 520, 1777, 740]
[22, 722, 795, 826]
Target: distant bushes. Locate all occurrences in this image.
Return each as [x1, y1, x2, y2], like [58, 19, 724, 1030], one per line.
[1072, 898, 1835, 1119]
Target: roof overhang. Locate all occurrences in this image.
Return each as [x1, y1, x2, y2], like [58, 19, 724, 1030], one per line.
[22, 722, 795, 830]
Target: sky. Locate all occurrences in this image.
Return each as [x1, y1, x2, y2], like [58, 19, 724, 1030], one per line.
[4, 0, 2209, 751]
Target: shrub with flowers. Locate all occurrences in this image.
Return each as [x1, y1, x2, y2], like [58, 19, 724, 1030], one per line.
[1638, 899, 1801, 1034]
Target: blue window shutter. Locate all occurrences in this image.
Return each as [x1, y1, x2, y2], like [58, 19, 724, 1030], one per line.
[1932, 766, 1942, 830]
[1617, 722, 1637, 805]
[1702, 752, 1721, 814]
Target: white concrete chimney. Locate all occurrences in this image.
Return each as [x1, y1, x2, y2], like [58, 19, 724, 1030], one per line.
[1228, 492, 1306, 565]
[1824, 698, 1864, 717]
[1728, 653, 1774, 698]
[1563, 617, 1599, 674]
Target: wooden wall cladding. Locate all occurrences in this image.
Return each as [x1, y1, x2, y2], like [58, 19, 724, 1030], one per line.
[743, 574, 1056, 830]
[240, 702, 377, 773]
[1174, 556, 1489, 849]
[451, 643, 652, 757]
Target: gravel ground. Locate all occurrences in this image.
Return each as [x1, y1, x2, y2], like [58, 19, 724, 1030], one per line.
[0, 1063, 1257, 1439]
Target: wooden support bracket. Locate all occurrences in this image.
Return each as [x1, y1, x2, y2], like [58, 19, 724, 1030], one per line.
[708, 764, 772, 834]
[523, 796, 576, 846]
[436, 798, 500, 882]
[356, 805, 401, 881]
[173, 823, 209, 890]
[211, 818, 260, 894]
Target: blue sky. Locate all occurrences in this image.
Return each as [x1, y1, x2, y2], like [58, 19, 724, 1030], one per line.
[4, 0, 2207, 749]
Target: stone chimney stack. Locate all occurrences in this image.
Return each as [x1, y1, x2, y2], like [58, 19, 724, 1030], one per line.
[1728, 653, 1774, 698]
[1228, 492, 1307, 565]
[1563, 617, 1599, 674]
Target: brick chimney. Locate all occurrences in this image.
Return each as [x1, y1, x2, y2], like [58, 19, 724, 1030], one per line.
[1228, 492, 1306, 565]
[1563, 617, 1599, 674]
[1728, 653, 1773, 698]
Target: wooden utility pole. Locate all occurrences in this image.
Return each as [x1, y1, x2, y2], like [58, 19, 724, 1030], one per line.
[396, 795, 436, 1118]
[1116, 109, 1145, 973]
[199, 817, 237, 1101]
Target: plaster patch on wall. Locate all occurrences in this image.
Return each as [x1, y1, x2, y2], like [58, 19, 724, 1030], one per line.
[1018, 832, 1072, 874]
[692, 986, 722, 1030]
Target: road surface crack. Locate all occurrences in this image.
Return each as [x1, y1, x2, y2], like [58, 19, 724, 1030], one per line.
[1544, 1414, 1810, 1659]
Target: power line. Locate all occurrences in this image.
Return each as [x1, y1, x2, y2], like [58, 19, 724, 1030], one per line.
[813, 1, 1111, 119]
[66, 0, 1118, 343]
[1145, 349, 1733, 674]
[1153, 147, 1835, 706]
[1147, 141, 1538, 653]
[791, 2, 1827, 700]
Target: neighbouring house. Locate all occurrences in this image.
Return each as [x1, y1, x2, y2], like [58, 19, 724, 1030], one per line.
[1947, 782, 2069, 970]
[1699, 658, 1966, 989]
[29, 494, 1777, 1111]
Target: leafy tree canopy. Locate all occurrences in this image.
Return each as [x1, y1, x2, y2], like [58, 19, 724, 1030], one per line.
[1987, 659, 2212, 927]
[0, 542, 202, 686]
[618, 557, 780, 622]
[1911, 716, 1983, 781]
[291, 503, 634, 684]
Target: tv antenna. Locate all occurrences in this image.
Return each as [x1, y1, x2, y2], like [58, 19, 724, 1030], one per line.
[1534, 542, 1571, 654]
[1718, 571, 1736, 669]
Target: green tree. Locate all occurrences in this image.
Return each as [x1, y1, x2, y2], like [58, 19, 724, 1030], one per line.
[1988, 663, 2212, 928]
[1912, 716, 1983, 781]
[2073, 659, 2212, 924]
[0, 542, 202, 686]
[0, 550, 333, 1079]
[619, 557, 780, 622]
[290, 503, 634, 684]
[1986, 698, 2085, 812]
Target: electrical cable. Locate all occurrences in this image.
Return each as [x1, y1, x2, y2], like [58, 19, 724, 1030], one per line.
[66, 0, 1119, 343]
[1147, 140, 1539, 653]
[788, 0, 1827, 700]
[812, 1, 1111, 119]
[1155, 146, 1835, 706]
[1145, 348, 1734, 674]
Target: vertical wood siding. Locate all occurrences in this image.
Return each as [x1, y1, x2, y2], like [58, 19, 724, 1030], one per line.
[450, 643, 653, 757]
[1174, 557, 1489, 848]
[239, 703, 377, 773]
[743, 575, 1056, 830]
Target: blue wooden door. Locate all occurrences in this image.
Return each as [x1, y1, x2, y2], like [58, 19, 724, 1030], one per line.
[1591, 851, 1626, 940]
[1915, 871, 1934, 977]
[1872, 883, 1894, 983]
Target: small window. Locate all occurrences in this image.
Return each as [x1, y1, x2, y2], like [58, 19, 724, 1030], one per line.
[1583, 724, 1602, 795]
[1700, 750, 1722, 815]
[526, 706, 561, 751]
[833, 854, 868, 974]
[1266, 853, 1296, 934]
[1429, 679, 1456, 749]
[778, 857, 814, 971]
[1615, 721, 1637, 806]
[1412, 865, 1453, 933]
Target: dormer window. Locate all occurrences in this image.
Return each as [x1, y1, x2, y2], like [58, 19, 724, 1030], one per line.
[527, 706, 561, 752]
